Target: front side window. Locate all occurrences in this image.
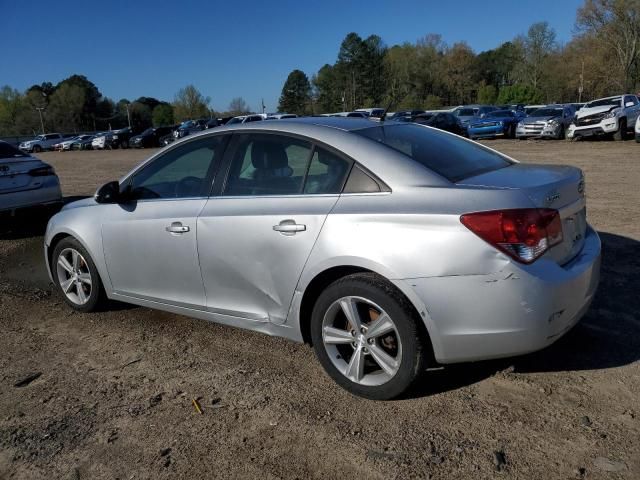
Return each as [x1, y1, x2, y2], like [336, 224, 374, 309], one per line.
[129, 136, 223, 200]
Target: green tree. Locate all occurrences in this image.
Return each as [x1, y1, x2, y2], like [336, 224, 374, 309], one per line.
[152, 104, 175, 126]
[477, 83, 498, 104]
[173, 85, 211, 121]
[497, 84, 543, 104]
[46, 84, 86, 132]
[278, 69, 311, 115]
[228, 97, 250, 116]
[0, 86, 25, 135]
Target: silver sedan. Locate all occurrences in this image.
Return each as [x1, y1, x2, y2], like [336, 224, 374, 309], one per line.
[44, 118, 601, 399]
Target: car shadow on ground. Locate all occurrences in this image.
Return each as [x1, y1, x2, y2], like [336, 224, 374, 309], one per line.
[0, 196, 87, 240]
[404, 231, 640, 399]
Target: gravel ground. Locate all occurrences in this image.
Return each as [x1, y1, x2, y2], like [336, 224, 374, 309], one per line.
[1, 139, 639, 479]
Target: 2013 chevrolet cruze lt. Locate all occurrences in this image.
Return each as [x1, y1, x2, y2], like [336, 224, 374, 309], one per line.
[44, 117, 601, 400]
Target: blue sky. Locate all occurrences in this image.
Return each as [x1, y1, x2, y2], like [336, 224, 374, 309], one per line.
[3, 0, 584, 112]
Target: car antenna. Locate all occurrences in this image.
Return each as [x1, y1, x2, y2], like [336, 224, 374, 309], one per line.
[380, 83, 415, 122]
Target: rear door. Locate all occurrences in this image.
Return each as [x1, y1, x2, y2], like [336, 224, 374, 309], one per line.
[197, 133, 352, 324]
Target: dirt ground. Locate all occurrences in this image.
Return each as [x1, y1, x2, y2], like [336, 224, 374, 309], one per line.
[1, 139, 639, 479]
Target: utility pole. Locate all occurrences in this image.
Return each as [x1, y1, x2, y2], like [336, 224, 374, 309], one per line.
[578, 60, 585, 103]
[35, 107, 45, 134]
[125, 103, 132, 128]
[261, 98, 266, 114]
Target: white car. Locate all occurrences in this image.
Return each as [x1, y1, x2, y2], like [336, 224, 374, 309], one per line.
[225, 114, 266, 125]
[53, 135, 94, 151]
[91, 132, 112, 150]
[0, 141, 62, 215]
[19, 133, 64, 153]
[567, 94, 640, 140]
[635, 114, 640, 142]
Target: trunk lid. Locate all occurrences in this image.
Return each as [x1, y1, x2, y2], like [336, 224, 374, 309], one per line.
[0, 158, 48, 193]
[458, 163, 587, 265]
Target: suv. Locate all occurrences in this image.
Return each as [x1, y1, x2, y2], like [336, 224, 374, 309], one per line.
[19, 133, 64, 153]
[567, 94, 640, 140]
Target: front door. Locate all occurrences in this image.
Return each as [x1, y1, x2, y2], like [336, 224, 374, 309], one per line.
[102, 135, 226, 308]
[197, 133, 352, 324]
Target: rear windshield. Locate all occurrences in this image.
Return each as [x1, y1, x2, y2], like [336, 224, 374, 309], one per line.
[0, 142, 28, 159]
[354, 124, 513, 182]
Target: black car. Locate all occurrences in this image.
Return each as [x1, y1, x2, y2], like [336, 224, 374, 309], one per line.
[109, 127, 137, 149]
[130, 126, 175, 148]
[413, 112, 466, 136]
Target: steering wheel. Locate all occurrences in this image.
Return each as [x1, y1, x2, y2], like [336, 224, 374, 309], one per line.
[174, 176, 202, 198]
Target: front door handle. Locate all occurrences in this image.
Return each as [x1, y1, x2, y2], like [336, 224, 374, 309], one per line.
[273, 219, 306, 236]
[165, 222, 190, 234]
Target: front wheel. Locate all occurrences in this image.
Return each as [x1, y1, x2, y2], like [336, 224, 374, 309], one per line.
[32, 145, 42, 153]
[52, 237, 105, 312]
[613, 118, 627, 141]
[310, 273, 427, 400]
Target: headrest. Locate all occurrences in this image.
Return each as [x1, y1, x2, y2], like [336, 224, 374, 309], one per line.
[251, 141, 289, 170]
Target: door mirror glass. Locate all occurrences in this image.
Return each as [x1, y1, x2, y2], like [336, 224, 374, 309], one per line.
[94, 181, 121, 204]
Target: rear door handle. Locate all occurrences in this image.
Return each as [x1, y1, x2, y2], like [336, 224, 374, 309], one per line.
[165, 222, 190, 234]
[273, 219, 306, 236]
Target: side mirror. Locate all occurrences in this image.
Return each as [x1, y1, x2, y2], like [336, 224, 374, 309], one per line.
[94, 181, 122, 204]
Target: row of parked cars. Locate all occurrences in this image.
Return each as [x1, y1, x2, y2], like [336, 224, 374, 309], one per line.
[326, 94, 640, 142]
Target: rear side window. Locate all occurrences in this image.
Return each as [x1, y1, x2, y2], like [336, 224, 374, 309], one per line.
[303, 147, 351, 194]
[354, 124, 512, 182]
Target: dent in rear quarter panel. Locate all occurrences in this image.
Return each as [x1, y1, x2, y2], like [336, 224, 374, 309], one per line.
[295, 187, 533, 359]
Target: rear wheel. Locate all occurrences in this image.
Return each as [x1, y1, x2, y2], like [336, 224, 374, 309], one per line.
[52, 237, 105, 312]
[613, 118, 627, 141]
[310, 273, 427, 400]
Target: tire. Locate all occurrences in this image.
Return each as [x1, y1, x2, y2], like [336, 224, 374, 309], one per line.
[32, 145, 42, 153]
[52, 237, 105, 312]
[310, 273, 427, 400]
[121, 139, 129, 149]
[557, 125, 565, 140]
[613, 118, 627, 141]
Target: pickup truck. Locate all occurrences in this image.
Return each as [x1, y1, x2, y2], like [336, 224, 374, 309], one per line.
[567, 94, 640, 140]
[19, 133, 64, 153]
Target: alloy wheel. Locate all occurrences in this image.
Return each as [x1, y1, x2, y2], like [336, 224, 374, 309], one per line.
[56, 248, 92, 305]
[321, 296, 402, 386]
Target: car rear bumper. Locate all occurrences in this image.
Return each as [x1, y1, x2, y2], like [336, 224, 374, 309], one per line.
[0, 176, 62, 213]
[403, 225, 601, 364]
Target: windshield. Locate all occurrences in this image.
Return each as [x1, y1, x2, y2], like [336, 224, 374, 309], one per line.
[354, 124, 512, 182]
[487, 110, 514, 118]
[585, 97, 621, 109]
[531, 108, 563, 117]
[454, 108, 475, 117]
[141, 128, 154, 135]
[0, 142, 28, 159]
[226, 117, 243, 125]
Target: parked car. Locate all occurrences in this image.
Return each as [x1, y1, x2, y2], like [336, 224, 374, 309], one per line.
[524, 104, 546, 116]
[19, 133, 64, 153]
[71, 135, 95, 150]
[91, 132, 113, 150]
[0, 140, 62, 215]
[355, 108, 385, 119]
[467, 110, 524, 139]
[451, 105, 497, 129]
[516, 105, 576, 140]
[109, 127, 135, 148]
[413, 112, 465, 135]
[226, 114, 266, 125]
[44, 117, 600, 400]
[266, 114, 298, 120]
[567, 94, 640, 140]
[389, 110, 426, 120]
[636, 114, 640, 142]
[129, 126, 175, 148]
[330, 112, 369, 118]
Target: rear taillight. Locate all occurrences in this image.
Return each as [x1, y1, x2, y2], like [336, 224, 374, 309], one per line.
[28, 166, 55, 177]
[460, 208, 563, 264]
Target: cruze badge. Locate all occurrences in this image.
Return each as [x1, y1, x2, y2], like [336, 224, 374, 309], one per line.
[545, 190, 561, 205]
